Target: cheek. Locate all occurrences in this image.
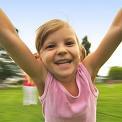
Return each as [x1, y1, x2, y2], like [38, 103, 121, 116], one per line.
[39, 53, 46, 65]
[40, 52, 52, 66]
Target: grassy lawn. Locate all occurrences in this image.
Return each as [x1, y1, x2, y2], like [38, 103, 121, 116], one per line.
[97, 83, 122, 122]
[0, 83, 122, 122]
[0, 87, 44, 122]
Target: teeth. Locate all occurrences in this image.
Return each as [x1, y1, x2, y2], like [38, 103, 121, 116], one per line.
[55, 59, 71, 64]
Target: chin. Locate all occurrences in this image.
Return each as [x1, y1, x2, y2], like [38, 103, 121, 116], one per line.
[56, 70, 76, 78]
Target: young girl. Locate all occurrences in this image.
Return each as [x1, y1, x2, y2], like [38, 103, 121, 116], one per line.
[0, 8, 122, 122]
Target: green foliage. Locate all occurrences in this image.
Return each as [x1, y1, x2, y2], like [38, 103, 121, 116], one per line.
[0, 29, 24, 83]
[108, 66, 122, 80]
[0, 47, 23, 82]
[81, 36, 91, 55]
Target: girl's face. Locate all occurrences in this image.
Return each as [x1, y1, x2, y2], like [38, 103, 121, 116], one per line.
[39, 26, 81, 81]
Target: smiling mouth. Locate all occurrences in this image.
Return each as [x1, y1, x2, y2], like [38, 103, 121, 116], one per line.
[54, 59, 72, 65]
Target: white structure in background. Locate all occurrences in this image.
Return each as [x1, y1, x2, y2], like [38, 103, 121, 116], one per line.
[23, 84, 38, 105]
[23, 75, 38, 105]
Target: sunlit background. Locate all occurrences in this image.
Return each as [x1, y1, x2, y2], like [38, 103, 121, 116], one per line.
[1, 0, 122, 76]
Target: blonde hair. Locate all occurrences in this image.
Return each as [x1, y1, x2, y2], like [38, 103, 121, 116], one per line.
[35, 19, 70, 52]
[80, 46, 86, 60]
[35, 19, 86, 60]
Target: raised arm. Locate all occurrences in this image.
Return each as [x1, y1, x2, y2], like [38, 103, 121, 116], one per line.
[0, 9, 47, 94]
[0, 9, 17, 34]
[83, 9, 122, 81]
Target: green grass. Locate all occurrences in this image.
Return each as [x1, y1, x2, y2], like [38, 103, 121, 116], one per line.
[0, 84, 122, 122]
[0, 87, 44, 122]
[97, 83, 122, 122]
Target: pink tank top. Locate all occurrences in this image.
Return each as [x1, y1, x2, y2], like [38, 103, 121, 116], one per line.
[39, 63, 99, 122]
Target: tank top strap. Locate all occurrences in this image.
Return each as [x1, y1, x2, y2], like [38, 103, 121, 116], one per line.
[78, 63, 99, 97]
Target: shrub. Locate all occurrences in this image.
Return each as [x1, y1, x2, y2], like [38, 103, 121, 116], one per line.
[108, 66, 122, 80]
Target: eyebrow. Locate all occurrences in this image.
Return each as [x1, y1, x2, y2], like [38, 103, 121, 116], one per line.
[43, 40, 56, 46]
[44, 36, 76, 45]
[64, 37, 76, 41]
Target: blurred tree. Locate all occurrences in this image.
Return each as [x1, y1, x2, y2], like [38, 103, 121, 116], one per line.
[0, 47, 23, 82]
[0, 29, 23, 84]
[108, 66, 122, 80]
[81, 36, 91, 55]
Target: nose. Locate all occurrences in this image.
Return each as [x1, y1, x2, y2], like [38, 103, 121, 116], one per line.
[57, 45, 67, 56]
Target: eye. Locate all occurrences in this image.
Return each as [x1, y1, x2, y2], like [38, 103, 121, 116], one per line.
[65, 40, 75, 47]
[46, 44, 56, 50]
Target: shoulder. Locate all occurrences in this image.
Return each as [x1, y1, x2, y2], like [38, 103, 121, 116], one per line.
[78, 63, 91, 80]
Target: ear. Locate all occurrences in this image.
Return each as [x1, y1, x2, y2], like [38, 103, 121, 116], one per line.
[80, 46, 86, 61]
[33, 53, 40, 60]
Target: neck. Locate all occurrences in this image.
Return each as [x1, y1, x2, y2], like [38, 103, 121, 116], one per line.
[55, 72, 76, 86]
[55, 72, 79, 97]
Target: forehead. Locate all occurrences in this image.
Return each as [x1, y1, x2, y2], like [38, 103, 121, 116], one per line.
[45, 26, 77, 43]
